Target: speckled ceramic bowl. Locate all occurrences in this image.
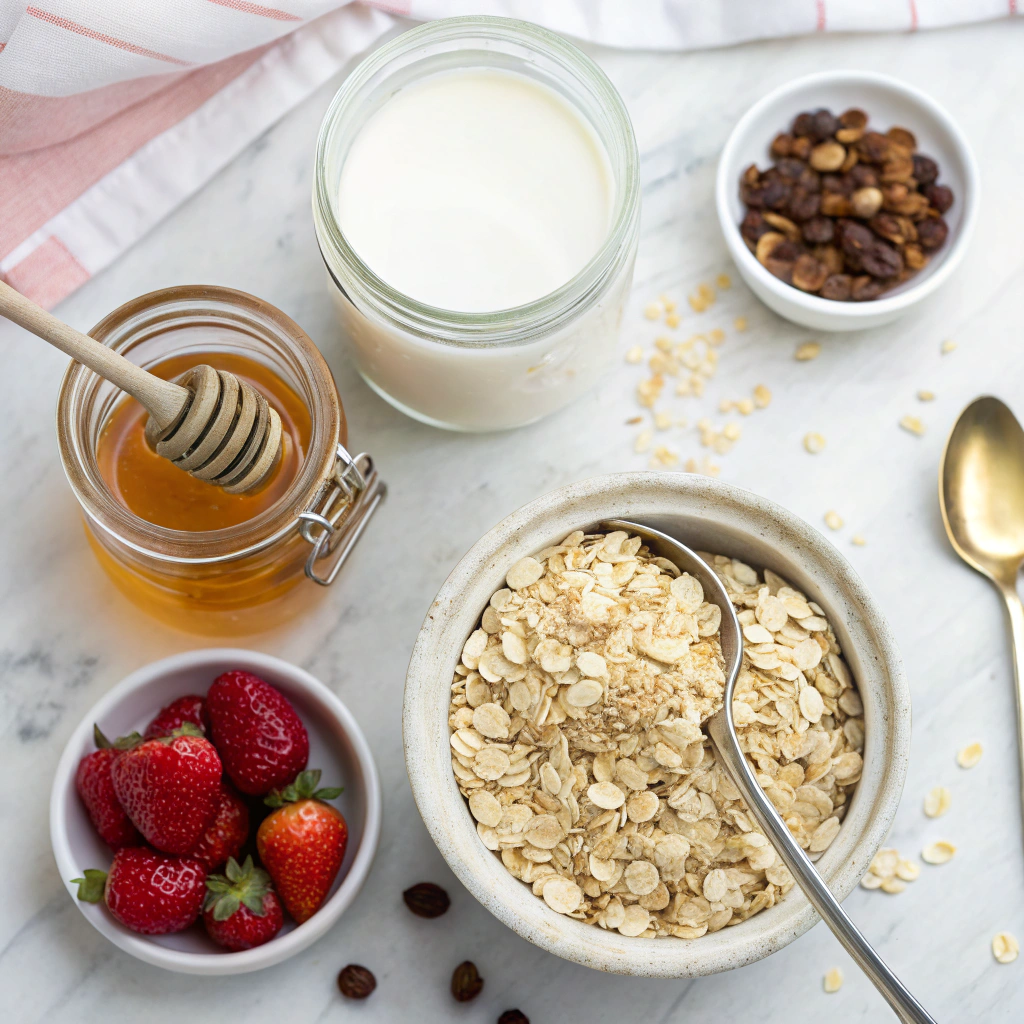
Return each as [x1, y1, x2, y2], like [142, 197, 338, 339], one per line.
[403, 472, 909, 977]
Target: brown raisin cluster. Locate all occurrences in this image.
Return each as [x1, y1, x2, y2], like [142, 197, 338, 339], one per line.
[738, 107, 954, 301]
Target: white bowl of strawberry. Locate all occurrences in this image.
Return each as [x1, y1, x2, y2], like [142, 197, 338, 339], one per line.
[50, 648, 381, 974]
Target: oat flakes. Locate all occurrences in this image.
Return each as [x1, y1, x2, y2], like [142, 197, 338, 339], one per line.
[993, 932, 1019, 964]
[448, 531, 864, 939]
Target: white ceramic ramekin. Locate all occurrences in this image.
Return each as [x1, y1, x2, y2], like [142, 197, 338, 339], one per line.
[50, 648, 381, 975]
[404, 472, 909, 977]
[716, 70, 978, 331]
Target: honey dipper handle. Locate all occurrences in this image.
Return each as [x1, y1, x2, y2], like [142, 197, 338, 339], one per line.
[0, 279, 190, 430]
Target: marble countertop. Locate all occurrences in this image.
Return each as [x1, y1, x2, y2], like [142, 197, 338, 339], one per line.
[3, 17, 1024, 1023]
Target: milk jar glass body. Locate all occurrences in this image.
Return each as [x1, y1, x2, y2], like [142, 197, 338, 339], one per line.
[313, 17, 640, 432]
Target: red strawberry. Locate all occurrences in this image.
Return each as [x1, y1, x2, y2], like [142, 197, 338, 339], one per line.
[202, 855, 284, 951]
[144, 695, 209, 739]
[75, 726, 142, 849]
[257, 770, 346, 924]
[207, 670, 309, 796]
[190, 781, 249, 870]
[111, 725, 222, 855]
[72, 847, 207, 934]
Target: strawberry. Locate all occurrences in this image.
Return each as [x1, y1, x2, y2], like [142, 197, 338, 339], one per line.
[111, 724, 222, 855]
[75, 725, 141, 849]
[202, 855, 284, 951]
[207, 670, 309, 796]
[144, 694, 210, 739]
[190, 781, 249, 870]
[257, 770, 346, 924]
[72, 847, 207, 934]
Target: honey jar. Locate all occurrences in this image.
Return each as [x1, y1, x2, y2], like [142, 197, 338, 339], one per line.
[56, 286, 383, 635]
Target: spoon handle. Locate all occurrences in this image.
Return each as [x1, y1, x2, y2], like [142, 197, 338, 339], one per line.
[708, 714, 937, 1024]
[997, 583, 1024, 864]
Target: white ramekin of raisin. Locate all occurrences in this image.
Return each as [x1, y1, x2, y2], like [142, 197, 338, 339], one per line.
[716, 71, 977, 331]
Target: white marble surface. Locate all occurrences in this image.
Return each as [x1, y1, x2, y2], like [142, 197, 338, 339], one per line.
[2, 18, 1023, 1022]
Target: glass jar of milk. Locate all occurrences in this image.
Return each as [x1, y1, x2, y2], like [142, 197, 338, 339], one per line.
[313, 16, 640, 432]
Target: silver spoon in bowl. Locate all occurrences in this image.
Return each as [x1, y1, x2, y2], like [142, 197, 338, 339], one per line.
[602, 519, 937, 1024]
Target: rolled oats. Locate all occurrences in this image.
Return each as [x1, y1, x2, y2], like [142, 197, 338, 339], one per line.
[804, 432, 826, 454]
[957, 742, 982, 768]
[993, 932, 1019, 964]
[921, 840, 956, 865]
[448, 530, 864, 939]
[795, 342, 822, 362]
[823, 967, 844, 993]
[923, 786, 951, 818]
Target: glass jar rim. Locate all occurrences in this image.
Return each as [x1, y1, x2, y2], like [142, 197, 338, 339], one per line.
[312, 15, 640, 348]
[56, 285, 343, 565]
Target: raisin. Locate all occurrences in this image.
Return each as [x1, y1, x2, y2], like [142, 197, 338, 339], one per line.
[802, 216, 834, 244]
[861, 240, 904, 280]
[792, 254, 830, 292]
[451, 961, 484, 1002]
[851, 276, 885, 301]
[792, 111, 814, 137]
[810, 108, 840, 141]
[912, 154, 939, 186]
[787, 187, 821, 222]
[741, 209, 770, 246]
[820, 274, 853, 301]
[924, 184, 954, 214]
[403, 882, 451, 918]
[338, 965, 377, 1000]
[917, 216, 949, 251]
[775, 157, 806, 180]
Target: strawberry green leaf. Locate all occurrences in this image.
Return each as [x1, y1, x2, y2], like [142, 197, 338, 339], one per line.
[71, 869, 107, 903]
[313, 787, 344, 801]
[93, 724, 111, 749]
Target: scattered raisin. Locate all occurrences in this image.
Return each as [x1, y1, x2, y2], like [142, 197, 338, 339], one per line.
[338, 965, 377, 1000]
[498, 1013, 530, 1024]
[451, 961, 484, 1002]
[403, 882, 451, 918]
[924, 183, 954, 214]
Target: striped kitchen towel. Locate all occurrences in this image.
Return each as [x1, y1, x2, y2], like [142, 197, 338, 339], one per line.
[0, 0, 1017, 308]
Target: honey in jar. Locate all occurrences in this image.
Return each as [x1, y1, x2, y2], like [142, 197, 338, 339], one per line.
[96, 351, 311, 533]
[57, 286, 359, 637]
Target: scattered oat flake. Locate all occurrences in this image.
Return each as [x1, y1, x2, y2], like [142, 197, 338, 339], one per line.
[654, 336, 672, 353]
[941, 340, 957, 354]
[823, 968, 844, 994]
[651, 445, 679, 468]
[719, 398, 734, 413]
[824, 510, 843, 531]
[625, 416, 643, 425]
[795, 342, 822, 361]
[625, 345, 644, 364]
[900, 415, 925, 436]
[734, 316, 748, 332]
[921, 841, 956, 865]
[923, 786, 951, 818]
[635, 430, 653, 454]
[896, 858, 920, 882]
[659, 295, 676, 313]
[644, 302, 663, 321]
[851, 534, 866, 547]
[665, 313, 681, 328]
[917, 390, 935, 402]
[716, 273, 732, 290]
[708, 328, 726, 345]
[804, 432, 826, 454]
[723, 422, 741, 442]
[753, 384, 771, 408]
[737, 398, 754, 416]
[957, 742, 983, 768]
[654, 411, 673, 431]
[993, 932, 1019, 964]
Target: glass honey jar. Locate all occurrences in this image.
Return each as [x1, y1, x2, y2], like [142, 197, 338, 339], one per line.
[56, 285, 383, 636]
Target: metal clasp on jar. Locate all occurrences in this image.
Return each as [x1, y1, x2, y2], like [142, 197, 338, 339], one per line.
[297, 444, 385, 585]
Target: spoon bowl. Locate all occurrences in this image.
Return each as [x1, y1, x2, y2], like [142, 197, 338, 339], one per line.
[940, 396, 1024, 585]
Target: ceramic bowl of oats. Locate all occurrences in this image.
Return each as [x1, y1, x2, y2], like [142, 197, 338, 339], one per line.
[403, 471, 909, 977]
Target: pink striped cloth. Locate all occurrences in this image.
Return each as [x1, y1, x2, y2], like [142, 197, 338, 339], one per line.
[0, 0, 1017, 308]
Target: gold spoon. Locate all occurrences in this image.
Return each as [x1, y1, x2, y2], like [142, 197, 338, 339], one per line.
[940, 396, 1024, 831]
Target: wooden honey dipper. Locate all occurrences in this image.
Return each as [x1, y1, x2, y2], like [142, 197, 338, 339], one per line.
[0, 280, 282, 494]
